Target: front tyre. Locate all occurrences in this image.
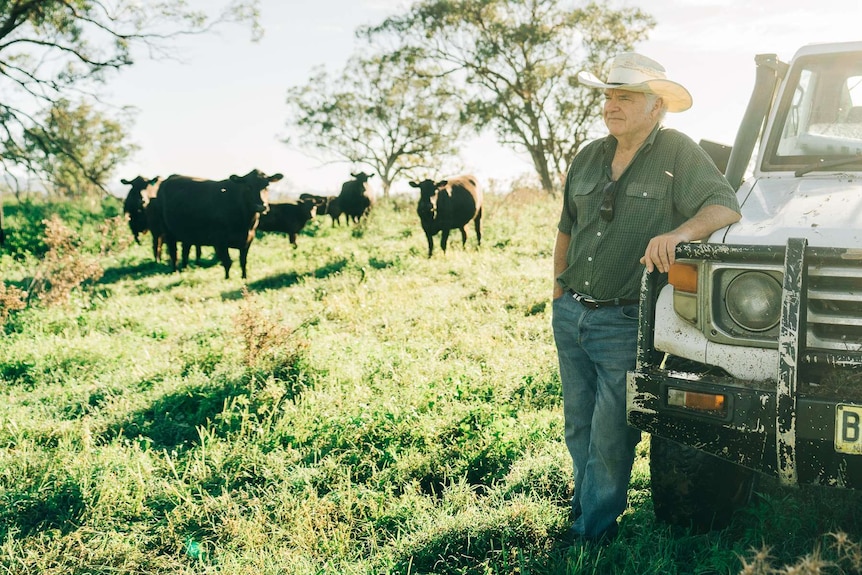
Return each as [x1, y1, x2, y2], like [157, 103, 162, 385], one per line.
[650, 435, 755, 532]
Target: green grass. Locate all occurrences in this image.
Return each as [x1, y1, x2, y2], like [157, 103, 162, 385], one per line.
[1, 190, 861, 574]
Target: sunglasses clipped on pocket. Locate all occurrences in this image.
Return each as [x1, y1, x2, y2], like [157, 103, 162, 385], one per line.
[599, 180, 617, 222]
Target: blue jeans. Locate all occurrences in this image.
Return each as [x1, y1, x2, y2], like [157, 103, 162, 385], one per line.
[552, 293, 642, 538]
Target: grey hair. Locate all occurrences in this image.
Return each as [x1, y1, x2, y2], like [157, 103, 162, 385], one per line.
[645, 93, 668, 122]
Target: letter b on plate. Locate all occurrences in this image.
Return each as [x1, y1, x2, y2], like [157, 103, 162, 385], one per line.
[836, 404, 862, 454]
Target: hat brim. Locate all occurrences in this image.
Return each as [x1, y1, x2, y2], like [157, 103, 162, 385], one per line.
[577, 71, 692, 113]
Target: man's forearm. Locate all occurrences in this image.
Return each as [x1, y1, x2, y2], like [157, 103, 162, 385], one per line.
[641, 204, 741, 273]
[675, 204, 741, 243]
[553, 231, 571, 299]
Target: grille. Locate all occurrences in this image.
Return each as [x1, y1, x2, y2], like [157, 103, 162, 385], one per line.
[807, 265, 862, 352]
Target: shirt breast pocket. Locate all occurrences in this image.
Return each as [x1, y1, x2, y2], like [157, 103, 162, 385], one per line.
[567, 179, 603, 223]
[572, 179, 601, 197]
[624, 182, 668, 201]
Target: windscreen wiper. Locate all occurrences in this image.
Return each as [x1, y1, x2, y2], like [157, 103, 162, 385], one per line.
[794, 153, 862, 176]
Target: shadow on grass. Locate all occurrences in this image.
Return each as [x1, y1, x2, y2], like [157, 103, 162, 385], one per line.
[100, 252, 222, 286]
[99, 259, 168, 284]
[387, 519, 554, 575]
[0, 475, 86, 539]
[0, 358, 40, 389]
[104, 379, 247, 450]
[104, 361, 314, 452]
[244, 258, 350, 292]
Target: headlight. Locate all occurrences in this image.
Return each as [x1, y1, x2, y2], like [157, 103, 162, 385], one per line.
[725, 272, 782, 332]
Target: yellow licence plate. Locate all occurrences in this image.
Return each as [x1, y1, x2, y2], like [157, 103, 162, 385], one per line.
[835, 404, 862, 454]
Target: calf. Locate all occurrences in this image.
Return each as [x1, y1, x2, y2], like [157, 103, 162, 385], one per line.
[257, 198, 317, 248]
[410, 175, 483, 257]
[300, 193, 343, 226]
[121, 175, 160, 246]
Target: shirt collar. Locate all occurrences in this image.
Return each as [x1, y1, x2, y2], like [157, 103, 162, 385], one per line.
[602, 123, 663, 153]
[601, 123, 664, 179]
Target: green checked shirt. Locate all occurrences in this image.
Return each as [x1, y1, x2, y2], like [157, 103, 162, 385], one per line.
[557, 124, 740, 301]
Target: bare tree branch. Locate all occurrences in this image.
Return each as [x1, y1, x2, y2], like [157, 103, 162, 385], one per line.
[0, 0, 261, 196]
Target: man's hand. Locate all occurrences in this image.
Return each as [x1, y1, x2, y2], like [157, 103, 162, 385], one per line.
[640, 232, 684, 273]
[641, 205, 741, 273]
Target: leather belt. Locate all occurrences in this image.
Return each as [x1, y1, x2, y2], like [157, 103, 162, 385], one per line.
[570, 291, 638, 309]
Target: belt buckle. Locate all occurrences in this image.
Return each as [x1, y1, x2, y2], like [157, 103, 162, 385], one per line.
[571, 291, 601, 309]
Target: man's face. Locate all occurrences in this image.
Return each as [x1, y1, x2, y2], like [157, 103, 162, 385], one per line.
[602, 89, 658, 138]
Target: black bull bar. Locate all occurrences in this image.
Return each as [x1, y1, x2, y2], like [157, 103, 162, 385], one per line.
[627, 238, 862, 487]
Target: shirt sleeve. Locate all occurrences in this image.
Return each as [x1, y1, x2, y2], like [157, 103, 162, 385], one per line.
[558, 159, 577, 234]
[670, 132, 741, 218]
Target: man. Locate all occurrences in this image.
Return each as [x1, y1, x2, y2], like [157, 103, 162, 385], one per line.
[552, 52, 741, 544]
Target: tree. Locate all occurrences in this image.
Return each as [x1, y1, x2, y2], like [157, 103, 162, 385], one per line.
[21, 99, 137, 197]
[361, 0, 654, 193]
[0, 0, 261, 195]
[284, 50, 467, 197]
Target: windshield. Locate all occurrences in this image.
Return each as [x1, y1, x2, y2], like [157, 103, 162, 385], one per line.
[764, 50, 862, 172]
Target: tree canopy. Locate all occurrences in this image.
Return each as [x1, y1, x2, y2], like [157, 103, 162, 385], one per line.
[361, 0, 655, 192]
[0, 0, 261, 196]
[285, 50, 467, 197]
[22, 99, 137, 198]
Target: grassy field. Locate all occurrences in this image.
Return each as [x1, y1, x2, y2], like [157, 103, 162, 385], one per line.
[1, 190, 862, 574]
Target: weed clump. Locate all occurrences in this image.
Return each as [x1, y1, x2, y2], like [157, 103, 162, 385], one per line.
[28, 215, 104, 305]
[232, 288, 313, 400]
[233, 287, 294, 367]
[2, 213, 116, 325]
[0, 282, 26, 324]
[738, 532, 862, 574]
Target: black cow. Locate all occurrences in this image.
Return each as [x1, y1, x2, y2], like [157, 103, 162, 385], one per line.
[338, 172, 374, 224]
[300, 193, 343, 226]
[144, 194, 206, 264]
[410, 175, 483, 257]
[157, 169, 282, 279]
[121, 175, 201, 263]
[121, 175, 159, 245]
[257, 198, 317, 248]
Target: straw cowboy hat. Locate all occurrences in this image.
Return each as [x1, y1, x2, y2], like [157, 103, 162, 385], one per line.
[577, 52, 692, 113]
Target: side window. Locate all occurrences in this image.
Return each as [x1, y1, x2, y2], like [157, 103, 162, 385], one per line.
[777, 70, 813, 155]
[786, 85, 804, 136]
[844, 75, 862, 121]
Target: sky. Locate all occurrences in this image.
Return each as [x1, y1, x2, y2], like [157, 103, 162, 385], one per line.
[109, 0, 862, 197]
